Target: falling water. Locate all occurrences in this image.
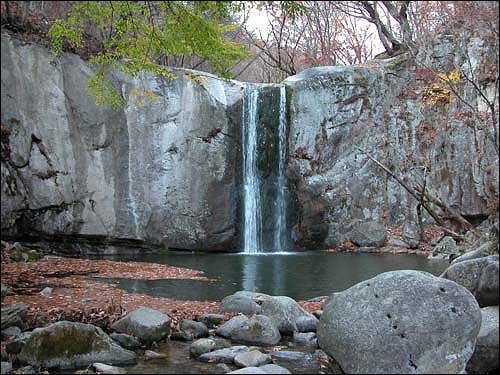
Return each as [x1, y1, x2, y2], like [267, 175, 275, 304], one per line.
[242, 87, 262, 253]
[274, 85, 288, 251]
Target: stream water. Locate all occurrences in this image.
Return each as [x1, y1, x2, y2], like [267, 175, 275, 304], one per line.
[94, 252, 448, 301]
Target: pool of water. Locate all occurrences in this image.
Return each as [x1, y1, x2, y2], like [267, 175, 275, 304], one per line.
[92, 251, 448, 301]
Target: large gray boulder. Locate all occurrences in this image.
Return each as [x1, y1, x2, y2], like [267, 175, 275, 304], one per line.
[17, 321, 136, 369]
[348, 221, 387, 247]
[466, 306, 499, 374]
[441, 255, 499, 307]
[317, 270, 481, 374]
[111, 307, 171, 345]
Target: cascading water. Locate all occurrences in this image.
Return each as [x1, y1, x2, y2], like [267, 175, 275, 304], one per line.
[274, 85, 288, 251]
[242, 84, 289, 254]
[242, 87, 262, 254]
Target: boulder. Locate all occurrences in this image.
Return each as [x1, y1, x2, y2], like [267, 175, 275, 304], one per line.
[189, 338, 217, 358]
[293, 332, 317, 347]
[466, 306, 499, 374]
[92, 363, 127, 374]
[441, 255, 499, 307]
[317, 270, 481, 374]
[180, 319, 209, 340]
[110, 333, 143, 350]
[229, 315, 281, 346]
[111, 307, 171, 345]
[1, 362, 12, 375]
[5, 332, 32, 354]
[428, 236, 461, 260]
[216, 315, 249, 338]
[260, 296, 318, 335]
[17, 321, 136, 369]
[402, 222, 420, 249]
[220, 295, 262, 315]
[348, 221, 387, 247]
[199, 313, 225, 328]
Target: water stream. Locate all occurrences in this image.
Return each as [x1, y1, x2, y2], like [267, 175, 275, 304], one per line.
[242, 86, 261, 254]
[242, 84, 288, 253]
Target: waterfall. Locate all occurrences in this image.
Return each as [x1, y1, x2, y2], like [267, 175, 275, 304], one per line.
[242, 87, 262, 254]
[242, 85, 288, 254]
[274, 85, 288, 251]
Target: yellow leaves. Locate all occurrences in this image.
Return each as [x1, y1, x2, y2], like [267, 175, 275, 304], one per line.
[130, 87, 160, 108]
[186, 71, 204, 85]
[420, 69, 462, 108]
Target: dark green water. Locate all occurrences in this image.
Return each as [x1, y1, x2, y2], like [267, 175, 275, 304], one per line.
[93, 252, 448, 301]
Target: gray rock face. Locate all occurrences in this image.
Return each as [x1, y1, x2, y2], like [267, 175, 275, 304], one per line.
[17, 321, 136, 369]
[348, 221, 387, 247]
[317, 270, 482, 374]
[284, 36, 498, 249]
[111, 307, 171, 345]
[1, 33, 244, 251]
[466, 306, 499, 374]
[441, 255, 499, 307]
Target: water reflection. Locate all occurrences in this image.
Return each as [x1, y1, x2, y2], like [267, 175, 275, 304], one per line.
[93, 252, 448, 301]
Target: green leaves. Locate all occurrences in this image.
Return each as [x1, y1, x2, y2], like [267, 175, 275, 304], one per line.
[48, 1, 248, 109]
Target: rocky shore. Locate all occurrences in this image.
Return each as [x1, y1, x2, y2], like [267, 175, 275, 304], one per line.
[1, 222, 498, 374]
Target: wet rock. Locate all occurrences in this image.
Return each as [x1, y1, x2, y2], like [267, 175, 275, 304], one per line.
[198, 346, 249, 364]
[92, 363, 127, 374]
[170, 331, 192, 341]
[111, 307, 171, 346]
[39, 287, 53, 297]
[11, 365, 37, 374]
[293, 332, 317, 347]
[318, 270, 481, 374]
[296, 316, 317, 333]
[17, 321, 136, 369]
[180, 319, 209, 339]
[110, 333, 143, 350]
[313, 310, 323, 319]
[143, 350, 166, 360]
[212, 363, 232, 374]
[216, 316, 249, 338]
[234, 350, 271, 368]
[199, 313, 224, 329]
[348, 221, 387, 247]
[451, 247, 489, 265]
[269, 351, 312, 362]
[441, 255, 499, 307]
[189, 338, 217, 358]
[466, 306, 499, 374]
